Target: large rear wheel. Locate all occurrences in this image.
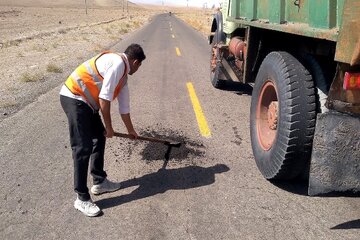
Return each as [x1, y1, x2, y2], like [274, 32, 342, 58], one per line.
[250, 51, 316, 179]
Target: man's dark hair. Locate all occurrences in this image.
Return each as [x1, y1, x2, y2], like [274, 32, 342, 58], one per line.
[124, 44, 146, 62]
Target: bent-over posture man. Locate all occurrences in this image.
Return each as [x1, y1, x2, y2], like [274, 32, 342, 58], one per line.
[60, 44, 146, 217]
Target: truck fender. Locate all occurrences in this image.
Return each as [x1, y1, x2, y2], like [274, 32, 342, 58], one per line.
[209, 11, 226, 45]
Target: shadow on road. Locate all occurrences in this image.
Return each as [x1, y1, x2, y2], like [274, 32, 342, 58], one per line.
[219, 81, 253, 95]
[271, 180, 309, 196]
[271, 179, 360, 197]
[96, 164, 230, 210]
[331, 219, 360, 229]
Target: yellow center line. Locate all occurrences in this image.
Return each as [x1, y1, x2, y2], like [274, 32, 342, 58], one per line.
[186, 82, 211, 138]
[175, 47, 181, 56]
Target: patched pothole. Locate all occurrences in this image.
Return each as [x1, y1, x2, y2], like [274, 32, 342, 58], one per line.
[109, 127, 206, 166]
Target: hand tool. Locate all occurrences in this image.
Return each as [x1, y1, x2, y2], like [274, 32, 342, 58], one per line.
[114, 132, 182, 169]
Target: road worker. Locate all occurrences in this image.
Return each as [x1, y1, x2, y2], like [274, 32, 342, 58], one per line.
[60, 44, 146, 217]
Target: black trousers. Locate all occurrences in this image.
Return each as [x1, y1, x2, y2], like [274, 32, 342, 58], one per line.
[60, 95, 107, 201]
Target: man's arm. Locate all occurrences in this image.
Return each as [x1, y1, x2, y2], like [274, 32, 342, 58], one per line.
[99, 98, 114, 138]
[121, 113, 138, 139]
[117, 83, 137, 138]
[98, 54, 126, 138]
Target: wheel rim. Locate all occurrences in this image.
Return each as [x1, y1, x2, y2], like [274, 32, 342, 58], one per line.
[256, 80, 278, 151]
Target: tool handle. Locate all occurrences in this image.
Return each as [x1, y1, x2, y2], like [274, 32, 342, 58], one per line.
[114, 132, 169, 145]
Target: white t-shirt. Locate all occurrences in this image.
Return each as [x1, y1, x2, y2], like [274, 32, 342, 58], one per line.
[60, 53, 130, 114]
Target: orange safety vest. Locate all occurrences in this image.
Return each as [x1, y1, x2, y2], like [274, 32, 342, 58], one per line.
[64, 51, 128, 110]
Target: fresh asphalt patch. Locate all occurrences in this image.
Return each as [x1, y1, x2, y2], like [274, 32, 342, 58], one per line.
[109, 127, 206, 167]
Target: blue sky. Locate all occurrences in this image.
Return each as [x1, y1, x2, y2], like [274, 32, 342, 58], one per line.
[131, 0, 220, 7]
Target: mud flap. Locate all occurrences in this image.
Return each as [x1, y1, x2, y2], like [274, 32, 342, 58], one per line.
[308, 111, 360, 196]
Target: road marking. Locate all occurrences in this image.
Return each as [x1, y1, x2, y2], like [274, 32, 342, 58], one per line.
[175, 47, 181, 56]
[186, 82, 211, 138]
[170, 27, 173, 31]
[172, 34, 175, 38]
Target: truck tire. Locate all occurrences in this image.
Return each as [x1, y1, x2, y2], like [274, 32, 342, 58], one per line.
[250, 51, 316, 179]
[210, 58, 227, 89]
[300, 54, 329, 113]
[210, 40, 228, 89]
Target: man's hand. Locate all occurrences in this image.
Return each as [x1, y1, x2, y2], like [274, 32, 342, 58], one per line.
[121, 113, 137, 139]
[99, 98, 113, 138]
[104, 126, 114, 138]
[128, 130, 138, 139]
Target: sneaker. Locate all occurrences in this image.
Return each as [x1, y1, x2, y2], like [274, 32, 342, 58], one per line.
[91, 178, 122, 195]
[74, 198, 101, 217]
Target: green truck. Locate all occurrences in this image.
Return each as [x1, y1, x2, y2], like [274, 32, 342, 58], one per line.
[209, 0, 360, 195]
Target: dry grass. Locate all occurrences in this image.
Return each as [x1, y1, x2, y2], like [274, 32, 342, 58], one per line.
[0, 100, 17, 108]
[1, 40, 21, 48]
[175, 8, 213, 36]
[32, 44, 48, 52]
[20, 72, 44, 82]
[46, 64, 63, 73]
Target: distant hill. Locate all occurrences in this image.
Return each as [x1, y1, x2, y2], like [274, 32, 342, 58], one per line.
[0, 0, 137, 8]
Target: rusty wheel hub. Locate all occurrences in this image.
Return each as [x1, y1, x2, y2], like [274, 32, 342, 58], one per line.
[256, 81, 278, 151]
[267, 101, 278, 130]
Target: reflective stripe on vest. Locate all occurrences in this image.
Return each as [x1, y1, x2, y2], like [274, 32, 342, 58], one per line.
[65, 52, 128, 110]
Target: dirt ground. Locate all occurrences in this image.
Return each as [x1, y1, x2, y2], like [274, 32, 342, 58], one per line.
[0, 1, 213, 120]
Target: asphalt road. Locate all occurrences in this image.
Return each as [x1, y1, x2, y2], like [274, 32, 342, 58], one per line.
[0, 13, 359, 240]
